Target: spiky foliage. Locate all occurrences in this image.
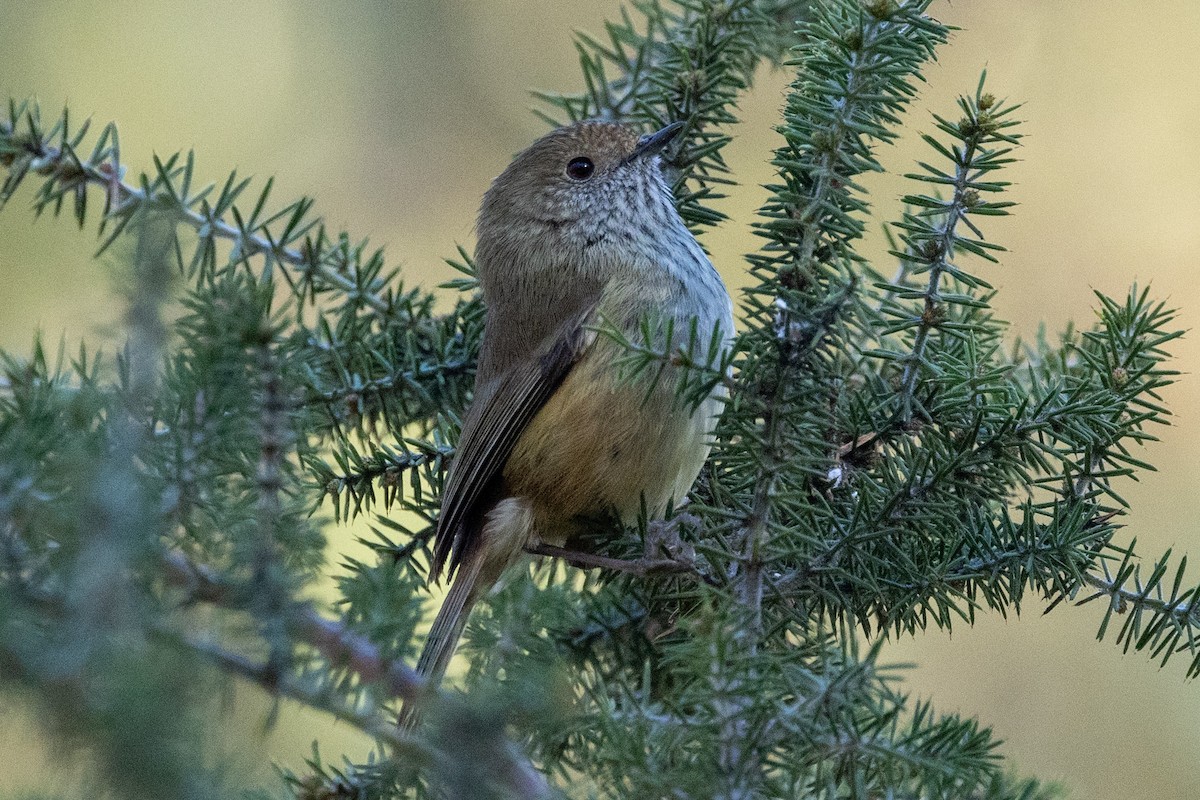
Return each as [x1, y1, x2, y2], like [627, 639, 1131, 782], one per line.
[0, 1, 1193, 799]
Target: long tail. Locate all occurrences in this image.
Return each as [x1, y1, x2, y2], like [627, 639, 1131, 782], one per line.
[399, 549, 486, 729]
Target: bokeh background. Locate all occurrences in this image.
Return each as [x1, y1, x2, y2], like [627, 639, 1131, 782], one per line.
[2, 1, 1199, 797]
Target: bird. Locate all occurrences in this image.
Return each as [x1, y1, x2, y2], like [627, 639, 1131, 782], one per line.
[410, 119, 734, 712]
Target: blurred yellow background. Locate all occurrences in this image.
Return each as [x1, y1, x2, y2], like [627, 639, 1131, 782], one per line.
[2, 1, 1198, 797]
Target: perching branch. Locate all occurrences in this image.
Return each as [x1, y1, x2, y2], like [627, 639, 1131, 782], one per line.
[525, 542, 702, 579]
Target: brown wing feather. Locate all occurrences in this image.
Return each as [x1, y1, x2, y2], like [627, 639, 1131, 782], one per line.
[431, 306, 597, 580]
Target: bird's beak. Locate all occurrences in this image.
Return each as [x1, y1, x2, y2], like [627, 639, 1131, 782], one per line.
[630, 121, 686, 161]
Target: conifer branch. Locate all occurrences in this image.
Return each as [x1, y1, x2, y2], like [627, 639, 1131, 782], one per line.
[316, 439, 452, 523]
[693, 6, 951, 798]
[891, 78, 1021, 420]
[251, 337, 291, 664]
[735, 0, 947, 641]
[305, 357, 473, 409]
[0, 101, 399, 318]
[1077, 544, 1200, 678]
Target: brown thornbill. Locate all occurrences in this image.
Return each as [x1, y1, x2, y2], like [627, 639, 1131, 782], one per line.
[404, 120, 733, 722]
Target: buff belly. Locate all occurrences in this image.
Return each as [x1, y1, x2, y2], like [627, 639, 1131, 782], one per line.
[501, 341, 718, 547]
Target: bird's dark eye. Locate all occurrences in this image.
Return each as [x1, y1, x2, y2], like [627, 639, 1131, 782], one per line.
[565, 156, 595, 181]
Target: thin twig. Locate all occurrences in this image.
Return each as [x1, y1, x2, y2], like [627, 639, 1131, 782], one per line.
[307, 358, 473, 408]
[1080, 570, 1200, 627]
[896, 136, 980, 422]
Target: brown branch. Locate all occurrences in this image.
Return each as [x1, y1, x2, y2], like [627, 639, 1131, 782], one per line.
[525, 514, 715, 585]
[161, 551, 423, 702]
[525, 542, 699, 577]
[19, 550, 553, 798]
[173, 631, 425, 755]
